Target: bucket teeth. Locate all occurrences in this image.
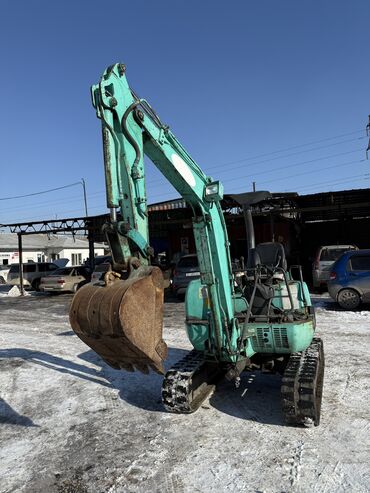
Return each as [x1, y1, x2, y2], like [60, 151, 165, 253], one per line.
[135, 364, 150, 374]
[69, 266, 167, 374]
[120, 363, 134, 372]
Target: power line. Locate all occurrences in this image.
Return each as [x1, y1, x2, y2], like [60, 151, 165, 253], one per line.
[0, 190, 106, 216]
[211, 129, 364, 166]
[3, 144, 362, 213]
[146, 134, 366, 187]
[2, 203, 107, 225]
[1, 128, 364, 204]
[4, 174, 369, 224]
[0, 181, 82, 201]
[217, 148, 364, 185]
[0, 189, 106, 224]
[0, 193, 84, 214]
[208, 135, 365, 171]
[146, 159, 369, 201]
[225, 157, 366, 194]
[11, 149, 361, 214]
[2, 128, 367, 220]
[259, 157, 366, 185]
[146, 148, 366, 201]
[146, 173, 370, 204]
[294, 173, 370, 192]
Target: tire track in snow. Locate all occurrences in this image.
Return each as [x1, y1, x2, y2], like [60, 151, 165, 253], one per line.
[287, 440, 305, 489]
[106, 431, 181, 493]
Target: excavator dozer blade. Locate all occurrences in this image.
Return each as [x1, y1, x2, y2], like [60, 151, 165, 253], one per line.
[69, 266, 167, 374]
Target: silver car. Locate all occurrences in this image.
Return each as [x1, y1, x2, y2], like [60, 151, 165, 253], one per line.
[40, 266, 90, 293]
[172, 254, 200, 298]
[312, 245, 357, 290]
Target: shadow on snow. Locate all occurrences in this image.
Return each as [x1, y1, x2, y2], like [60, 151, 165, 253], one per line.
[210, 372, 285, 426]
[0, 398, 39, 427]
[1, 347, 286, 424]
[311, 295, 370, 312]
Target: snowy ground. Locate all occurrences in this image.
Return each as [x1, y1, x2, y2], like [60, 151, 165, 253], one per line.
[0, 286, 369, 493]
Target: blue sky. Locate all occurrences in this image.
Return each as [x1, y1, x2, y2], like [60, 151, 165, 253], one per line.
[0, 0, 369, 224]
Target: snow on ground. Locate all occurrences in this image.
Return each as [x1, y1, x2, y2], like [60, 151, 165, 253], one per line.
[0, 286, 22, 298]
[0, 290, 369, 493]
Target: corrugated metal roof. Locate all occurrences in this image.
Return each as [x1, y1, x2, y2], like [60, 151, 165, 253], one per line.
[148, 199, 187, 211]
[295, 188, 370, 222]
[0, 234, 105, 250]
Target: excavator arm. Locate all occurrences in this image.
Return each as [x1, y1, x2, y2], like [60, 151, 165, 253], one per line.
[70, 63, 244, 374]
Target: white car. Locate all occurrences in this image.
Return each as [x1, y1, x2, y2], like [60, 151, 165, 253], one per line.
[7, 262, 59, 290]
[0, 265, 10, 284]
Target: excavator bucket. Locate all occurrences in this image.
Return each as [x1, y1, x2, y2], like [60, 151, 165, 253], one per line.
[69, 266, 167, 374]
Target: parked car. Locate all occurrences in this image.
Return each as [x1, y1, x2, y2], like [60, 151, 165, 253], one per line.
[328, 249, 370, 309]
[84, 255, 111, 269]
[94, 255, 112, 265]
[7, 262, 59, 290]
[171, 254, 200, 298]
[312, 244, 358, 290]
[91, 260, 113, 283]
[0, 265, 11, 284]
[39, 266, 90, 293]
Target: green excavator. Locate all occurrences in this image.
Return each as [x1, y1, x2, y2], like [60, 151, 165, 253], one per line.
[70, 63, 324, 426]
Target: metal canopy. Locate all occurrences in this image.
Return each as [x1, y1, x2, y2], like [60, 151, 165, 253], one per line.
[0, 215, 100, 295]
[2, 216, 90, 236]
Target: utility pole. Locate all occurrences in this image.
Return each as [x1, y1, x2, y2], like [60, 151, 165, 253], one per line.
[81, 178, 88, 217]
[81, 178, 93, 270]
[18, 233, 25, 296]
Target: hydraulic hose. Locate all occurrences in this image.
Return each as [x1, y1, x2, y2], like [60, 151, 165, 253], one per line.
[98, 102, 123, 203]
[121, 100, 142, 172]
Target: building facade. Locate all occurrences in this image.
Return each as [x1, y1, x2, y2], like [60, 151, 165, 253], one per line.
[0, 234, 105, 266]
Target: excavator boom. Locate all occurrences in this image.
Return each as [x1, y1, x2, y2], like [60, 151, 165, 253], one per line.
[70, 63, 239, 374]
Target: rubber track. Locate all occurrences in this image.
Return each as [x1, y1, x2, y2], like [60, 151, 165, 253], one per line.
[281, 336, 324, 426]
[162, 350, 218, 413]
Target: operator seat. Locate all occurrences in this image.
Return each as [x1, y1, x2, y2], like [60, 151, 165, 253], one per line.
[246, 242, 287, 316]
[247, 242, 287, 271]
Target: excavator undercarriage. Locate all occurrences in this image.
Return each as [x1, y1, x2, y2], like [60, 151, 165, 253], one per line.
[281, 337, 324, 426]
[162, 350, 225, 413]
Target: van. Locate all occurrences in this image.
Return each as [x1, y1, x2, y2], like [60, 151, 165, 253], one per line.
[312, 245, 358, 290]
[7, 262, 59, 290]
